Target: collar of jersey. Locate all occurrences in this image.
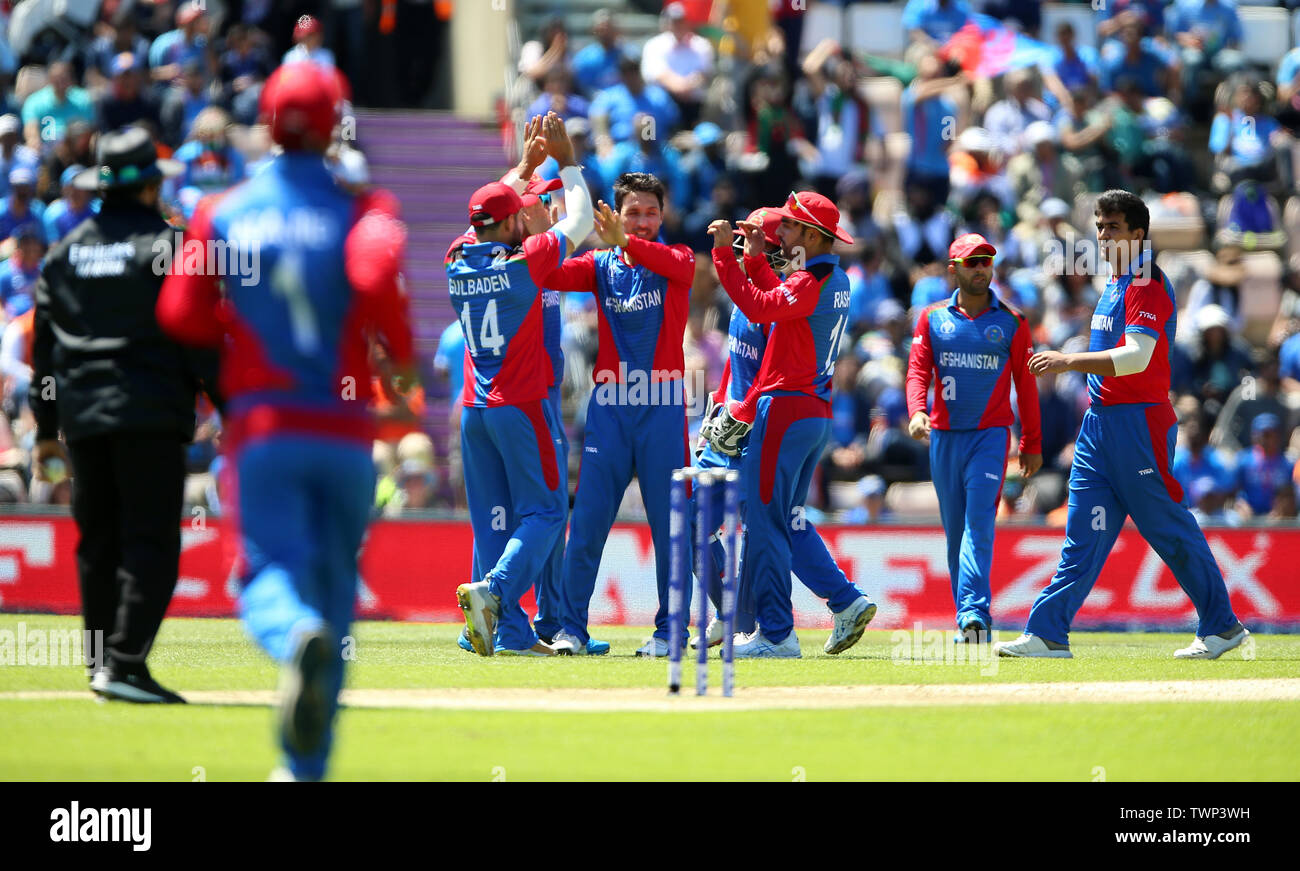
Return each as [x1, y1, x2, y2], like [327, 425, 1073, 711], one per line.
[462, 240, 514, 257]
[946, 288, 1000, 316]
[1117, 245, 1150, 279]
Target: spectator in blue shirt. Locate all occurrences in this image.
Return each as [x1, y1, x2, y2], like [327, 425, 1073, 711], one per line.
[160, 60, 212, 148]
[1041, 21, 1100, 112]
[172, 107, 247, 196]
[902, 0, 974, 45]
[149, 1, 210, 86]
[1209, 79, 1284, 188]
[1172, 412, 1236, 498]
[219, 24, 273, 126]
[846, 243, 891, 334]
[1234, 414, 1295, 517]
[589, 56, 681, 152]
[572, 9, 627, 98]
[676, 122, 729, 219]
[901, 54, 963, 204]
[43, 165, 100, 244]
[433, 320, 466, 413]
[0, 225, 43, 319]
[0, 114, 38, 199]
[0, 166, 45, 243]
[1280, 330, 1300, 392]
[1099, 19, 1175, 99]
[84, 7, 152, 87]
[1168, 0, 1247, 105]
[20, 62, 95, 154]
[526, 69, 591, 123]
[596, 114, 684, 203]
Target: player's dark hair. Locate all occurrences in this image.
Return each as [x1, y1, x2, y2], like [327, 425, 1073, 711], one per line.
[1094, 189, 1149, 238]
[613, 173, 665, 211]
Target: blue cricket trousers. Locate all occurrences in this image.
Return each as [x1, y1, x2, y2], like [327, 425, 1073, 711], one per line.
[562, 396, 688, 644]
[695, 441, 861, 635]
[461, 400, 567, 651]
[740, 393, 847, 644]
[1025, 403, 1239, 644]
[930, 426, 1009, 629]
[236, 434, 374, 782]
[533, 388, 569, 641]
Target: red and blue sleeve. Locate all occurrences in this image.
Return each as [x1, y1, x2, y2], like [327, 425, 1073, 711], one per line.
[156, 195, 228, 348]
[1123, 277, 1173, 341]
[905, 306, 934, 419]
[624, 235, 695, 287]
[543, 248, 599, 293]
[1009, 316, 1041, 455]
[712, 248, 819, 323]
[345, 190, 413, 368]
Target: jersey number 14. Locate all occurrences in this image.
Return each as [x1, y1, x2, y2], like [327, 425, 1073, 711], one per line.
[461, 300, 506, 357]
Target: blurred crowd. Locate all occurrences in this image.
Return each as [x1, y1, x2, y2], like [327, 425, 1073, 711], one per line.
[0, 0, 386, 511]
[422, 0, 1300, 527]
[1, 0, 1298, 529]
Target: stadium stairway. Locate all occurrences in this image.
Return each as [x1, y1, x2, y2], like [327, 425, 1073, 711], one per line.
[355, 109, 510, 478]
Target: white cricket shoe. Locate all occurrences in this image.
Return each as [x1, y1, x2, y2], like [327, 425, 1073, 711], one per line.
[550, 629, 586, 656]
[825, 596, 877, 654]
[689, 617, 725, 650]
[635, 637, 670, 657]
[732, 630, 801, 659]
[456, 581, 500, 657]
[496, 640, 558, 656]
[994, 633, 1072, 658]
[1174, 625, 1251, 660]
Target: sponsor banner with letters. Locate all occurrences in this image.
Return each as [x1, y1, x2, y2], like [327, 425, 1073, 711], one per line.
[0, 516, 1296, 630]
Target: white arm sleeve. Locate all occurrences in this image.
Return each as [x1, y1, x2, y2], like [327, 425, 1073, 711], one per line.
[551, 165, 593, 252]
[1109, 331, 1158, 377]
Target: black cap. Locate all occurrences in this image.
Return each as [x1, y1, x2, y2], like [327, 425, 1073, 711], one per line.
[73, 126, 182, 191]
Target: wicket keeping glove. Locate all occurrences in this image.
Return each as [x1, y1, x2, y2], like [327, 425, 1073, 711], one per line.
[707, 406, 751, 457]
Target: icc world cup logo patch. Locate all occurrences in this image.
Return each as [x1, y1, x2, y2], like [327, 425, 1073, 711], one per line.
[983, 324, 1005, 344]
[938, 316, 956, 339]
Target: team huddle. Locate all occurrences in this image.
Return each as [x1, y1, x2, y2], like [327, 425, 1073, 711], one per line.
[445, 112, 1253, 664]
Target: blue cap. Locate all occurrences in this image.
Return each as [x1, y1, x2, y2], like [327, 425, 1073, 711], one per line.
[61, 164, 86, 187]
[1251, 413, 1281, 435]
[693, 122, 723, 147]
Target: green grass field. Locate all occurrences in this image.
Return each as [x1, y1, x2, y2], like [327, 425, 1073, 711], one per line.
[2, 615, 1297, 781]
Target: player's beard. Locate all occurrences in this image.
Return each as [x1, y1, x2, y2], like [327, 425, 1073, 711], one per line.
[960, 273, 991, 296]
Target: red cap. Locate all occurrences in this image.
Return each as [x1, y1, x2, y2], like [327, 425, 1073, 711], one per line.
[948, 233, 997, 260]
[260, 63, 342, 149]
[293, 14, 322, 41]
[735, 207, 783, 247]
[769, 191, 853, 244]
[523, 174, 563, 196]
[468, 182, 524, 226]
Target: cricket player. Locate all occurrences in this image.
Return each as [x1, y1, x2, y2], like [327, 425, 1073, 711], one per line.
[450, 117, 610, 656]
[997, 190, 1250, 659]
[157, 63, 412, 780]
[451, 113, 595, 657]
[543, 173, 695, 658]
[691, 206, 875, 655]
[701, 190, 855, 658]
[906, 234, 1042, 642]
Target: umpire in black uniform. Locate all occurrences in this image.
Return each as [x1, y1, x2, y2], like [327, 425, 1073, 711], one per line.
[30, 127, 222, 704]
